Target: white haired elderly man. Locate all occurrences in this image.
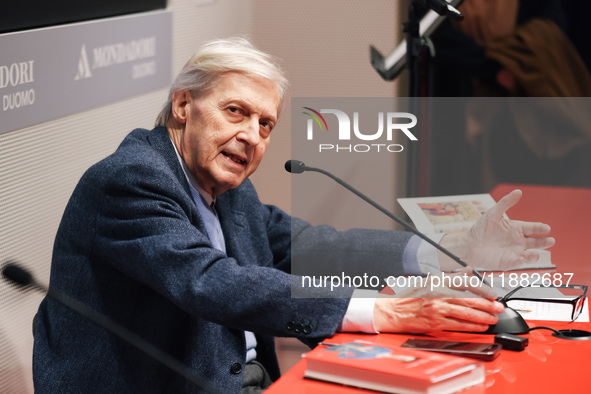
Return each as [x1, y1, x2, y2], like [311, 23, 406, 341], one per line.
[32, 37, 553, 393]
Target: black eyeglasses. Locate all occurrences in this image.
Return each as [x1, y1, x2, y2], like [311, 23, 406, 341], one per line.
[501, 284, 588, 322]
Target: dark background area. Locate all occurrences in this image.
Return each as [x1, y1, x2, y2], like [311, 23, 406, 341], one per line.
[426, 0, 591, 195]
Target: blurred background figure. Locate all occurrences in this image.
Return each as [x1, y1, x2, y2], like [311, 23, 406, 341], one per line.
[427, 0, 591, 194]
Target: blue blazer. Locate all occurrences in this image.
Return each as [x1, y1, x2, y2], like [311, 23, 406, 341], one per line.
[33, 127, 413, 393]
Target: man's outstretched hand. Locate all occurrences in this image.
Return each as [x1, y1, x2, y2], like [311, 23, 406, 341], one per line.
[440, 189, 555, 272]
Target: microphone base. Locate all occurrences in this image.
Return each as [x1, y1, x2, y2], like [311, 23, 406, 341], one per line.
[484, 307, 530, 335]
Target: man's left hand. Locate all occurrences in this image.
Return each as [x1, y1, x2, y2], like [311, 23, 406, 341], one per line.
[439, 189, 555, 271]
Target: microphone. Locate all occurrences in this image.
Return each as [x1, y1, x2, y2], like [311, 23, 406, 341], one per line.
[285, 160, 486, 282]
[284, 159, 306, 174]
[1, 262, 223, 393]
[285, 160, 529, 334]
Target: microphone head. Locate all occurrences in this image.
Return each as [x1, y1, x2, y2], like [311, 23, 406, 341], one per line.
[2, 263, 35, 287]
[285, 160, 307, 174]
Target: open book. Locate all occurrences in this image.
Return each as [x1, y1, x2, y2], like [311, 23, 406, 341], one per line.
[397, 193, 554, 271]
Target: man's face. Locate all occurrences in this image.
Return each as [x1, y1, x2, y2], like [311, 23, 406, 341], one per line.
[175, 72, 280, 197]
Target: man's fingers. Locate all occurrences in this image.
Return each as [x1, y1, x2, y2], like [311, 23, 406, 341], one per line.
[518, 221, 552, 236]
[524, 236, 555, 250]
[428, 299, 501, 332]
[487, 189, 522, 220]
[374, 296, 504, 334]
[431, 298, 502, 324]
[449, 297, 504, 315]
[515, 220, 555, 250]
[438, 318, 490, 333]
[439, 302, 501, 331]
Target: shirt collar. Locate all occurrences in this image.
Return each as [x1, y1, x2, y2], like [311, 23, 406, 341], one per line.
[169, 137, 215, 207]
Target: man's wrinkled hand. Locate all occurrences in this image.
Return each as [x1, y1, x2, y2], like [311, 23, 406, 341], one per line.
[440, 189, 555, 272]
[374, 273, 503, 334]
[373, 287, 504, 334]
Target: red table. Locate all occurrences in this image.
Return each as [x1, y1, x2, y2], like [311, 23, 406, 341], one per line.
[267, 184, 591, 394]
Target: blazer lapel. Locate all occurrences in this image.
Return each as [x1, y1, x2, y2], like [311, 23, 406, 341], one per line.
[145, 126, 193, 200]
[144, 126, 209, 234]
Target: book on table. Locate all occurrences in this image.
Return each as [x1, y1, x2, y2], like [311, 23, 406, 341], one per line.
[304, 340, 484, 394]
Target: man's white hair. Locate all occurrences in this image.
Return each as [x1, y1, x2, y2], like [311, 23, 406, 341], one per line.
[155, 37, 289, 127]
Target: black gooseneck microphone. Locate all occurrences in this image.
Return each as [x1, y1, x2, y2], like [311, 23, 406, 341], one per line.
[1, 262, 223, 393]
[285, 159, 530, 335]
[285, 160, 487, 282]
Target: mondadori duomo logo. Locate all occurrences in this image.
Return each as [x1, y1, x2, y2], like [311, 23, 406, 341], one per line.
[302, 107, 418, 153]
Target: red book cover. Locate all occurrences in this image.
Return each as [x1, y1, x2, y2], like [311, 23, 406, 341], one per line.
[304, 340, 484, 394]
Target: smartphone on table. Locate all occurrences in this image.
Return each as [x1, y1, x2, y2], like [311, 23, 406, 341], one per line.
[401, 338, 502, 361]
